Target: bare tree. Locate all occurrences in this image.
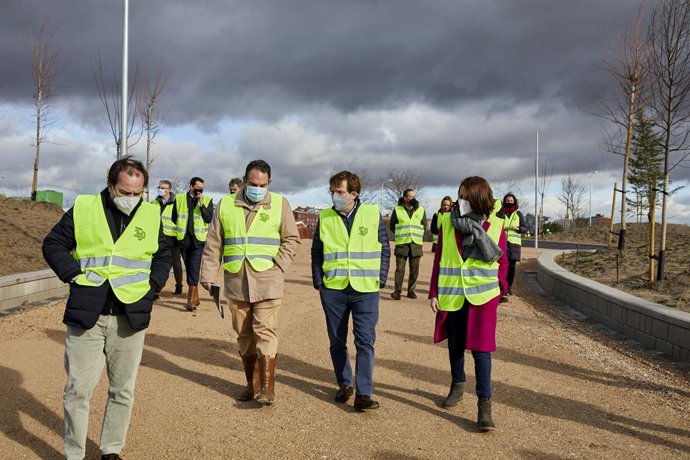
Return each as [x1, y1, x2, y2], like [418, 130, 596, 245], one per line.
[92, 55, 142, 159]
[601, 5, 647, 250]
[170, 177, 188, 196]
[646, 0, 690, 280]
[558, 175, 586, 230]
[381, 168, 423, 212]
[139, 69, 169, 200]
[29, 22, 68, 201]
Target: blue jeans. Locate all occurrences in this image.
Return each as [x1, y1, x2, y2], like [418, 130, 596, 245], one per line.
[445, 307, 492, 400]
[319, 285, 379, 396]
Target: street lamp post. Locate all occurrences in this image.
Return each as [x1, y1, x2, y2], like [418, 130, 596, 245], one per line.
[589, 170, 598, 227]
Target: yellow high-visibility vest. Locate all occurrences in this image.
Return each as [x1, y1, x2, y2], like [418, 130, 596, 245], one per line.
[220, 193, 283, 273]
[175, 193, 211, 242]
[437, 200, 503, 311]
[73, 194, 159, 304]
[152, 198, 177, 237]
[504, 212, 522, 246]
[394, 206, 425, 244]
[320, 205, 382, 292]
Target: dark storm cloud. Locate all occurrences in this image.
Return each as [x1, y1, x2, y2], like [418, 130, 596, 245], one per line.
[0, 0, 650, 124]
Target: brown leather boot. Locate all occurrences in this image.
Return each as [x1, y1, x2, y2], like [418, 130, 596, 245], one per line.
[238, 355, 259, 402]
[256, 356, 276, 405]
[185, 285, 197, 311]
[191, 284, 200, 306]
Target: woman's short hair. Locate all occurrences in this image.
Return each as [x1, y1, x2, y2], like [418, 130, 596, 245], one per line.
[503, 193, 519, 208]
[459, 176, 495, 216]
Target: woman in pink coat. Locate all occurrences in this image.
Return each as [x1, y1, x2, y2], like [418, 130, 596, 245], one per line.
[428, 176, 508, 431]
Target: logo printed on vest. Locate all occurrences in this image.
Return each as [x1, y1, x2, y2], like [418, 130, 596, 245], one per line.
[358, 226, 368, 236]
[133, 227, 146, 241]
[259, 212, 270, 222]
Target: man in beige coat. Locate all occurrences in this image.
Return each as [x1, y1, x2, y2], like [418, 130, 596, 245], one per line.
[200, 159, 300, 405]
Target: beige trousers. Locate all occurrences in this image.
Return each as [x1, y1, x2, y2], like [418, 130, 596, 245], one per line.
[229, 298, 281, 358]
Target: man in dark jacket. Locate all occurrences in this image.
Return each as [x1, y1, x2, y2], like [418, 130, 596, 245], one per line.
[311, 171, 390, 411]
[389, 188, 427, 300]
[42, 156, 171, 460]
[152, 179, 183, 295]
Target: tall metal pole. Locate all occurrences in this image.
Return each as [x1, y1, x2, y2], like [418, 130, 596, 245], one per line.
[588, 171, 597, 226]
[120, 0, 129, 159]
[534, 131, 539, 249]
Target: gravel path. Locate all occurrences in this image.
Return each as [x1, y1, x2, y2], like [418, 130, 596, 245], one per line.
[1, 245, 689, 459]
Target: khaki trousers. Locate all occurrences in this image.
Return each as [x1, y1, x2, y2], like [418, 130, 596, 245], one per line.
[229, 299, 281, 358]
[63, 315, 146, 460]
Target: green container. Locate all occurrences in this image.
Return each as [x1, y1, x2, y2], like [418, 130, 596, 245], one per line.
[35, 189, 63, 207]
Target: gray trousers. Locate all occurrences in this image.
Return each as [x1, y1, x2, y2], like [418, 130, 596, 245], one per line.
[394, 254, 421, 294]
[63, 315, 146, 459]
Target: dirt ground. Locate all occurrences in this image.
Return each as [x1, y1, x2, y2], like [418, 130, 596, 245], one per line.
[1, 243, 689, 459]
[0, 197, 63, 276]
[553, 223, 690, 311]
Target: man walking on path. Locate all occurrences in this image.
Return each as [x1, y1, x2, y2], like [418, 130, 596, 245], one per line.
[42, 156, 171, 460]
[389, 188, 426, 300]
[152, 179, 183, 296]
[311, 171, 390, 411]
[200, 159, 300, 405]
[176, 176, 213, 311]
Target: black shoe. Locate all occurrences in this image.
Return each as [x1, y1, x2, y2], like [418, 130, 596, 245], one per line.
[153, 293, 160, 301]
[335, 385, 354, 403]
[390, 291, 401, 300]
[507, 287, 513, 296]
[102, 454, 123, 460]
[173, 285, 183, 296]
[477, 399, 496, 431]
[354, 395, 380, 411]
[500, 295, 509, 303]
[442, 382, 464, 408]
[407, 292, 417, 299]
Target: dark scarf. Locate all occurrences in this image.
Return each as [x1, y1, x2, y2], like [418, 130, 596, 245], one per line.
[450, 206, 503, 263]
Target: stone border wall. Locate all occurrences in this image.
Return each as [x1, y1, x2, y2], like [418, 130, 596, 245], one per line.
[537, 250, 690, 361]
[0, 270, 67, 312]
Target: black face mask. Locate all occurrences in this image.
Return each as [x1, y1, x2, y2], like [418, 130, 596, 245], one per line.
[408, 198, 419, 207]
[193, 188, 204, 196]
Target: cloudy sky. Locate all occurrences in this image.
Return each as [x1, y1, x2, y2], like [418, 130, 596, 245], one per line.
[2, 0, 689, 223]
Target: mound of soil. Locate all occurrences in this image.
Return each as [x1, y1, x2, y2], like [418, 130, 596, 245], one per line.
[554, 222, 690, 311]
[0, 197, 64, 276]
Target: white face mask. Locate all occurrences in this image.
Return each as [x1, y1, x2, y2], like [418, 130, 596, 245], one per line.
[458, 198, 473, 217]
[113, 196, 141, 216]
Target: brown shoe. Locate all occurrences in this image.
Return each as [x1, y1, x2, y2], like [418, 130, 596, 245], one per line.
[390, 291, 401, 300]
[185, 285, 198, 311]
[335, 385, 354, 403]
[256, 356, 276, 405]
[192, 284, 200, 306]
[238, 355, 260, 401]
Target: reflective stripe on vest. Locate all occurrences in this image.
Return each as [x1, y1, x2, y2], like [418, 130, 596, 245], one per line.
[394, 206, 425, 244]
[220, 193, 283, 273]
[175, 194, 211, 241]
[437, 199, 504, 311]
[320, 205, 382, 292]
[152, 199, 177, 237]
[72, 194, 159, 304]
[504, 212, 522, 246]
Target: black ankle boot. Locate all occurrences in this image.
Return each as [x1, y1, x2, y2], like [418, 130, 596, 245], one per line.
[477, 399, 495, 431]
[442, 382, 464, 408]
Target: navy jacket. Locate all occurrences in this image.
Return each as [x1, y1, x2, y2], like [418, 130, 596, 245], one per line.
[310, 200, 391, 290]
[42, 189, 171, 331]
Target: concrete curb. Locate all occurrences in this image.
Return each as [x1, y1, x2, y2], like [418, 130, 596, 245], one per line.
[0, 269, 67, 312]
[537, 250, 690, 362]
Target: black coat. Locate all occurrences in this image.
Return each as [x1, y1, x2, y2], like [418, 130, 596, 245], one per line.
[42, 189, 171, 330]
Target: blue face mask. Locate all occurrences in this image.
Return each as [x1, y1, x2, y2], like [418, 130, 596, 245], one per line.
[332, 194, 350, 212]
[245, 185, 267, 203]
[157, 188, 165, 197]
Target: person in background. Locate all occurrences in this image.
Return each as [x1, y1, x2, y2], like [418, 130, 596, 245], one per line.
[152, 180, 184, 296]
[428, 176, 507, 432]
[42, 156, 171, 459]
[200, 160, 300, 405]
[229, 177, 243, 194]
[497, 193, 526, 302]
[175, 177, 213, 311]
[311, 171, 390, 411]
[430, 196, 453, 253]
[389, 188, 426, 300]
